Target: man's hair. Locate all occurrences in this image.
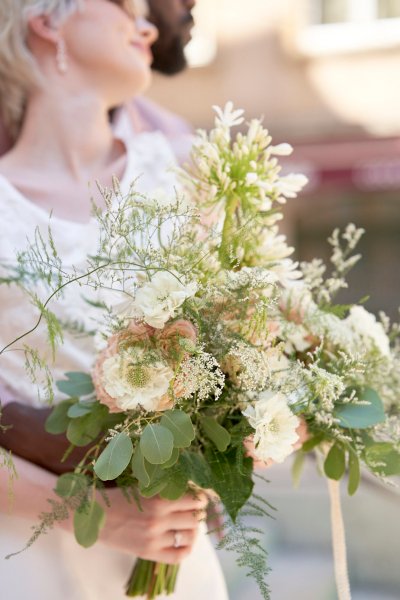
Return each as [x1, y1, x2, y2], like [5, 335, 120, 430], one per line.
[0, 0, 82, 139]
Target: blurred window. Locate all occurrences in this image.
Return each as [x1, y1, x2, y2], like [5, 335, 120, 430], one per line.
[296, 0, 400, 55]
[311, 0, 400, 24]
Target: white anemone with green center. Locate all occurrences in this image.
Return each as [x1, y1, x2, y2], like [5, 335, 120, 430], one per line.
[243, 390, 299, 463]
[101, 347, 174, 412]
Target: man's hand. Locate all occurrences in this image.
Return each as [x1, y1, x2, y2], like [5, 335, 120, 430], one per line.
[0, 402, 87, 474]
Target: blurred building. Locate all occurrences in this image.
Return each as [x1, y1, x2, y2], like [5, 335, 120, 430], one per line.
[148, 0, 400, 318]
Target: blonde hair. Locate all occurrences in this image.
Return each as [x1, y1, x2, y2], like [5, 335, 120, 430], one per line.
[0, 0, 82, 139]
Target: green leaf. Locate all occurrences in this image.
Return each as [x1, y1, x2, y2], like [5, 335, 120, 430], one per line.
[179, 451, 213, 489]
[160, 410, 195, 448]
[94, 433, 133, 481]
[131, 445, 150, 487]
[335, 389, 385, 429]
[161, 447, 180, 469]
[66, 405, 107, 447]
[291, 451, 305, 489]
[205, 447, 254, 522]
[45, 399, 74, 434]
[56, 372, 94, 398]
[139, 479, 168, 498]
[201, 417, 231, 452]
[55, 473, 88, 499]
[140, 424, 174, 465]
[301, 432, 324, 453]
[365, 443, 400, 476]
[67, 402, 96, 419]
[159, 469, 188, 501]
[347, 451, 360, 496]
[324, 444, 346, 481]
[74, 499, 105, 548]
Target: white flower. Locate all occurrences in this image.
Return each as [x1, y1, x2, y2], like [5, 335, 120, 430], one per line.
[243, 391, 299, 463]
[345, 306, 391, 357]
[276, 174, 308, 198]
[213, 102, 245, 129]
[101, 352, 174, 412]
[269, 143, 293, 156]
[119, 271, 197, 329]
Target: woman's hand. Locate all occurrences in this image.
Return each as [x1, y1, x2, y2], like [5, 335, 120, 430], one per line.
[99, 490, 209, 564]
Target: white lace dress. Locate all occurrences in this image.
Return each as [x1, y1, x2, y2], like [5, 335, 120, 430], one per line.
[0, 131, 228, 600]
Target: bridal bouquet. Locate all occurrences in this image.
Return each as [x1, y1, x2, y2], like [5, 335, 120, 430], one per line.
[2, 104, 399, 600]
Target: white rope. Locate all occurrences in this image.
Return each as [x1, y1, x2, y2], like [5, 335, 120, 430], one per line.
[327, 478, 352, 600]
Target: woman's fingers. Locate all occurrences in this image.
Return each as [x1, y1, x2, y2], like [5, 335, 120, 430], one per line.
[143, 492, 208, 519]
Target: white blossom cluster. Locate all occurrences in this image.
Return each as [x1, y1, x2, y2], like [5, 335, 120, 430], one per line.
[174, 351, 225, 402]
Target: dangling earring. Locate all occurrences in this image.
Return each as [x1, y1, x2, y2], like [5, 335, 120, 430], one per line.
[56, 38, 68, 74]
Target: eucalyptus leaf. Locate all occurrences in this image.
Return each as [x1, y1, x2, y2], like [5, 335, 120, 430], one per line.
[74, 500, 105, 548]
[201, 417, 231, 452]
[45, 399, 74, 434]
[94, 433, 133, 481]
[159, 469, 188, 501]
[335, 389, 385, 429]
[57, 372, 94, 398]
[161, 447, 180, 469]
[347, 451, 360, 496]
[140, 424, 174, 465]
[131, 445, 150, 487]
[324, 444, 346, 481]
[55, 473, 88, 499]
[66, 406, 107, 447]
[160, 410, 195, 448]
[67, 402, 96, 419]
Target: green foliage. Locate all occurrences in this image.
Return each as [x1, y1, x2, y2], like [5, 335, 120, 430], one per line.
[200, 416, 231, 452]
[217, 494, 272, 600]
[205, 446, 254, 522]
[56, 372, 94, 398]
[324, 444, 346, 481]
[66, 404, 108, 447]
[178, 451, 213, 489]
[140, 424, 174, 465]
[45, 399, 74, 434]
[365, 443, 400, 476]
[291, 451, 306, 489]
[67, 401, 97, 419]
[335, 389, 385, 429]
[74, 498, 106, 548]
[94, 433, 134, 481]
[159, 410, 195, 448]
[131, 445, 150, 488]
[55, 473, 89, 499]
[301, 432, 325, 452]
[347, 451, 360, 496]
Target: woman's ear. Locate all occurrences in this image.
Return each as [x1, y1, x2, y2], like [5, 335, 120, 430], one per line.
[28, 15, 60, 46]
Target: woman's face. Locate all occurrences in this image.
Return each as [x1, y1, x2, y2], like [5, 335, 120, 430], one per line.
[61, 0, 158, 104]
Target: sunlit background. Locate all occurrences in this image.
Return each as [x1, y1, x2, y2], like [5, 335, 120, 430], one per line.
[148, 1, 400, 598]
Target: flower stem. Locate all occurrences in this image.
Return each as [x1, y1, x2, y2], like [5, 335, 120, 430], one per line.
[126, 559, 180, 598]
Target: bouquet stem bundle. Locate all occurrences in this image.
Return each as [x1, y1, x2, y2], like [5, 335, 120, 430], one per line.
[126, 560, 179, 598]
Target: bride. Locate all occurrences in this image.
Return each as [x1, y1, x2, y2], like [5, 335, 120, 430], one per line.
[0, 1, 228, 598]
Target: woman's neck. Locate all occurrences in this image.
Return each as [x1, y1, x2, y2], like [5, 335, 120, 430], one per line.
[12, 88, 121, 181]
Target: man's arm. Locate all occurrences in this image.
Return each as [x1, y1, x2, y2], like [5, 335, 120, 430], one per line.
[0, 402, 86, 474]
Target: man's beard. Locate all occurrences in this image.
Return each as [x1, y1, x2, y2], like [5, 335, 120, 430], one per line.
[151, 34, 188, 75]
